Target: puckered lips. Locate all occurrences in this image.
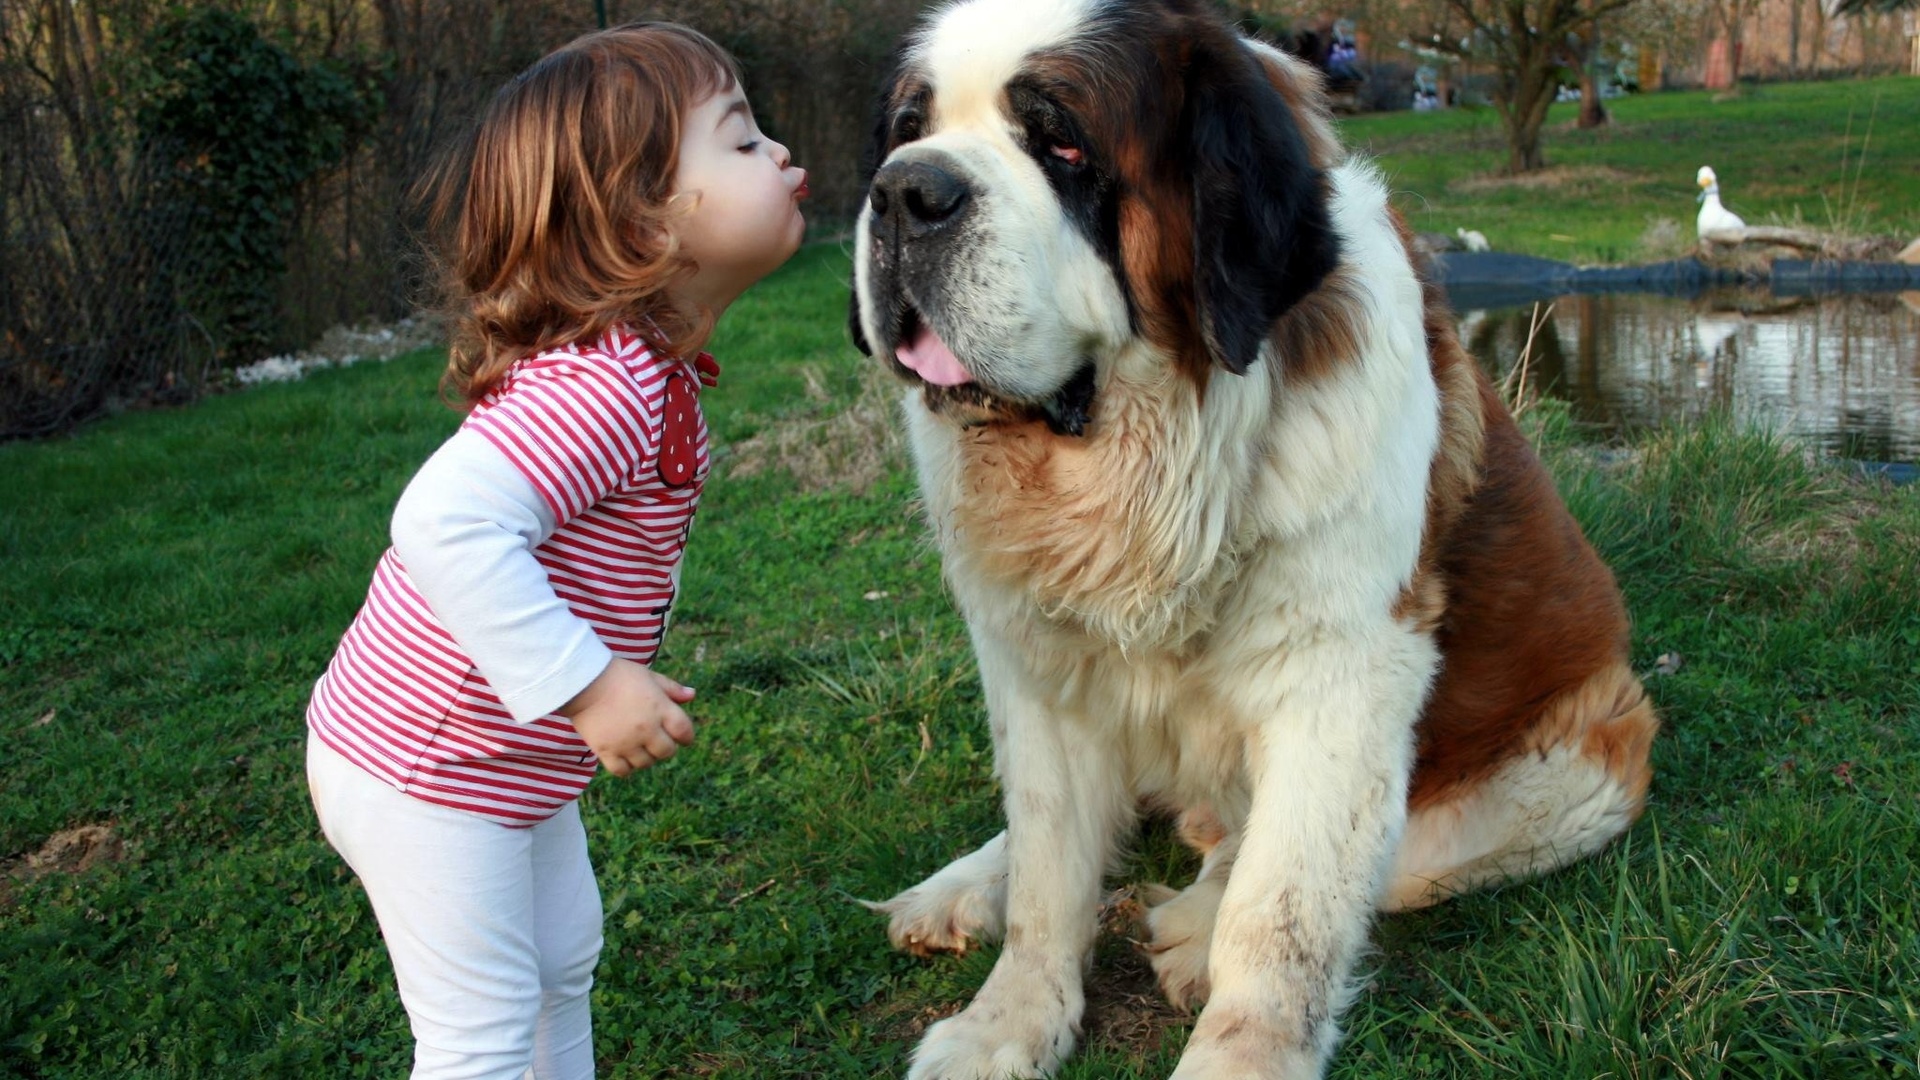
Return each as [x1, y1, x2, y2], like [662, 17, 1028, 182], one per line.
[884, 303, 1097, 437]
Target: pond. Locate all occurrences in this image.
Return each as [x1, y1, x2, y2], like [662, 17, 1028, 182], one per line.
[1447, 289, 1920, 469]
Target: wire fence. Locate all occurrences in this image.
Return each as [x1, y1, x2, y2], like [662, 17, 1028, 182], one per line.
[0, 95, 216, 439]
[0, 0, 932, 441]
[7, 1, 1916, 441]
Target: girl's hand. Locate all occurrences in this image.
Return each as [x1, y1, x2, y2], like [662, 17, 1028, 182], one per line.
[559, 659, 697, 777]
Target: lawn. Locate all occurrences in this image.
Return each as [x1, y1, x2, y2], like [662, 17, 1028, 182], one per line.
[1342, 75, 1920, 266]
[3, 241, 1918, 1078]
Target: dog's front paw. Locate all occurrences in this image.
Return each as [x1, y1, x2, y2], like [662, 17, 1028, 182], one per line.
[1139, 877, 1224, 1012]
[907, 984, 1079, 1080]
[863, 834, 1008, 957]
[865, 880, 1004, 957]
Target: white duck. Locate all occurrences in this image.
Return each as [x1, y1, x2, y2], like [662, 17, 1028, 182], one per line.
[1696, 166, 1746, 241]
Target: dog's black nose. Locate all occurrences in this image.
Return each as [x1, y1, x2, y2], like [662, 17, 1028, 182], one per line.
[870, 160, 969, 235]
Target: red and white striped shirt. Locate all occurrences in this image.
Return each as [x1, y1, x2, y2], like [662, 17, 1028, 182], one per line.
[308, 326, 710, 825]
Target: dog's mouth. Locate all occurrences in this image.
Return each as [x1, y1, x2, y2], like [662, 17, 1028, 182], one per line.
[885, 303, 1098, 437]
[893, 307, 973, 388]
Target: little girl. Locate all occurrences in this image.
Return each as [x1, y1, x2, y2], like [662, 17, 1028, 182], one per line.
[305, 22, 806, 1079]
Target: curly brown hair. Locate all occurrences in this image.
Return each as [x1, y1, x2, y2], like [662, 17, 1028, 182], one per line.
[420, 22, 742, 405]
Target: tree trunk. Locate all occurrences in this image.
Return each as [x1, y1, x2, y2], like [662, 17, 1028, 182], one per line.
[1788, 0, 1803, 74]
[1726, 13, 1745, 84]
[1578, 67, 1608, 127]
[1501, 60, 1556, 172]
[1505, 112, 1547, 171]
[1809, 0, 1829, 70]
[1576, 19, 1608, 129]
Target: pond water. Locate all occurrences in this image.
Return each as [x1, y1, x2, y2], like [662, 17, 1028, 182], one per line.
[1447, 289, 1920, 467]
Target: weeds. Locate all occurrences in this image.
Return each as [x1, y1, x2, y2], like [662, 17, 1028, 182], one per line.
[1496, 301, 1553, 417]
[1824, 91, 1881, 241]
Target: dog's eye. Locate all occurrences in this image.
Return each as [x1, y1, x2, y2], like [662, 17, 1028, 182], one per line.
[1049, 144, 1084, 167]
[893, 110, 924, 145]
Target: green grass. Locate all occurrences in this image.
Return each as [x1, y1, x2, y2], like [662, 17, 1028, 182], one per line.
[1341, 76, 1920, 265]
[3, 242, 1918, 1078]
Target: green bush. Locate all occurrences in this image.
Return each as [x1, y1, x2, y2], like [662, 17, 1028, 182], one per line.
[133, 7, 378, 363]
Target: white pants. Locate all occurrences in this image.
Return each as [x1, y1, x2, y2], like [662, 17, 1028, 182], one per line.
[308, 735, 602, 1080]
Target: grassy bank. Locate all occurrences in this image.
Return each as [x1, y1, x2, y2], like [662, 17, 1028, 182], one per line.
[3, 242, 1918, 1078]
[1342, 76, 1920, 266]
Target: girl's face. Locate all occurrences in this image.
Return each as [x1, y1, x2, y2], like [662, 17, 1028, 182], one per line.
[671, 86, 808, 313]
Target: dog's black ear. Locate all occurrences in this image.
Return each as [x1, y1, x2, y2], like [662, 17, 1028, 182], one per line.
[848, 284, 872, 356]
[848, 54, 910, 358]
[1184, 39, 1339, 375]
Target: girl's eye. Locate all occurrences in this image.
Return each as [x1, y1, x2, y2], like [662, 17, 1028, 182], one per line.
[737, 139, 761, 153]
[1049, 144, 1083, 167]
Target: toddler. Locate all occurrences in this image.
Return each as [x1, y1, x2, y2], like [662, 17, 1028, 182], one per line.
[305, 22, 807, 1079]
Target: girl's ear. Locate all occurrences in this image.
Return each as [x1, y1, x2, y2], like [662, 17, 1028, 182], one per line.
[651, 191, 700, 270]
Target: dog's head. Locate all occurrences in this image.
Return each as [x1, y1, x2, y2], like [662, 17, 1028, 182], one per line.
[849, 0, 1341, 434]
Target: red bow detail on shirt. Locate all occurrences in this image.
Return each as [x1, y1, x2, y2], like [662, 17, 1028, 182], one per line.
[695, 352, 720, 388]
[658, 370, 701, 489]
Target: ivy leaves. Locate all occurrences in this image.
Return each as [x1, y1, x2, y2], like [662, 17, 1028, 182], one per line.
[133, 9, 378, 362]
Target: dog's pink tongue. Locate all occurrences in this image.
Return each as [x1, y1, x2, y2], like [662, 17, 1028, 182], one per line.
[896, 323, 973, 386]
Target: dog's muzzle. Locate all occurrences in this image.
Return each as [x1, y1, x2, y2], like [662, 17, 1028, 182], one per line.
[861, 153, 1099, 436]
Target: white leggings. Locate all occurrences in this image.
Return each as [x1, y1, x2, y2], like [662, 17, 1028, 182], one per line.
[307, 735, 602, 1080]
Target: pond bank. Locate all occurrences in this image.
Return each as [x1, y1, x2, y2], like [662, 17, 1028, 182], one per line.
[1435, 252, 1920, 311]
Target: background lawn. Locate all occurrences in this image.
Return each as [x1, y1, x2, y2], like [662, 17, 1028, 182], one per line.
[3, 240, 1917, 1078]
[1342, 75, 1920, 266]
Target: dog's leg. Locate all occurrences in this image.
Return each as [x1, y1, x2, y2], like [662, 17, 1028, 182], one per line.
[1170, 635, 1426, 1080]
[1141, 811, 1240, 1011]
[909, 633, 1132, 1080]
[867, 830, 1008, 956]
[1382, 661, 1656, 911]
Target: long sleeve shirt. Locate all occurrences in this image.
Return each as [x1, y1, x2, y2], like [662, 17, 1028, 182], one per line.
[307, 325, 710, 825]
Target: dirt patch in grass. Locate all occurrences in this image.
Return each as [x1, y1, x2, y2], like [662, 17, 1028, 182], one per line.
[860, 886, 1190, 1064]
[1082, 887, 1190, 1058]
[0, 823, 126, 906]
[1450, 165, 1639, 194]
[863, 995, 965, 1055]
[724, 364, 905, 494]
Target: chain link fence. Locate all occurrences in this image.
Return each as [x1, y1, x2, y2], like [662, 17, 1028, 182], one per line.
[0, 90, 216, 439]
[1, 0, 930, 441]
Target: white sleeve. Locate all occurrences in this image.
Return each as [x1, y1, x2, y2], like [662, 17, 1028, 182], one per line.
[390, 428, 613, 723]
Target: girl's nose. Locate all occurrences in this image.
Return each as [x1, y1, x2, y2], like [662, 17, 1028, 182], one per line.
[772, 140, 792, 169]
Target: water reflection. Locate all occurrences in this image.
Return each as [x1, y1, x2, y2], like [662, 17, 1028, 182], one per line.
[1451, 291, 1920, 465]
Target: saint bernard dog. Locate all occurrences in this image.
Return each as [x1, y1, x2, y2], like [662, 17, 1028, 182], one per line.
[847, 0, 1659, 1076]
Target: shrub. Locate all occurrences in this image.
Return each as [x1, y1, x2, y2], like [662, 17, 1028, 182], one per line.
[133, 8, 378, 364]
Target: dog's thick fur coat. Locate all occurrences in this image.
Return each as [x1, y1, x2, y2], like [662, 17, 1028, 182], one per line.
[848, 2, 1658, 1076]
